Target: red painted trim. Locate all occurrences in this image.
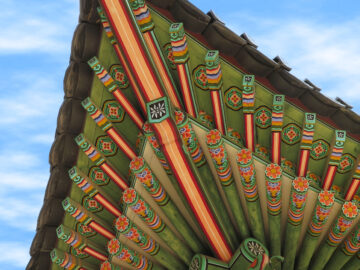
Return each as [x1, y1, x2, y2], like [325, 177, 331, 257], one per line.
[83, 247, 107, 261]
[271, 132, 281, 164]
[297, 150, 310, 177]
[100, 162, 128, 190]
[244, 114, 255, 152]
[153, 119, 232, 261]
[145, 31, 183, 109]
[101, 0, 164, 102]
[112, 89, 144, 129]
[322, 165, 337, 190]
[345, 179, 360, 201]
[211, 91, 225, 135]
[89, 221, 115, 240]
[112, 43, 147, 114]
[94, 193, 122, 217]
[177, 64, 196, 117]
[107, 127, 137, 160]
[148, 3, 360, 142]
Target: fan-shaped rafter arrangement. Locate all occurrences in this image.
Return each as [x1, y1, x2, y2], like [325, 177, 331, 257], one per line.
[28, 0, 360, 270]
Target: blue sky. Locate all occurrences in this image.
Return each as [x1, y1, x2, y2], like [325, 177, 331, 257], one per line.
[0, 0, 359, 269]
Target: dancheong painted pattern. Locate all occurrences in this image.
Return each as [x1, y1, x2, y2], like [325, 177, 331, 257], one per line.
[28, 1, 360, 270]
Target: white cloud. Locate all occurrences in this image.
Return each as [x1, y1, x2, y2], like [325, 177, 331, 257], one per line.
[224, 14, 360, 112]
[0, 196, 42, 231]
[0, 1, 78, 54]
[0, 242, 31, 267]
[0, 76, 63, 125]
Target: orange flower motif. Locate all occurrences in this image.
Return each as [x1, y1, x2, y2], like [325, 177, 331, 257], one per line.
[107, 238, 120, 255]
[237, 149, 252, 165]
[115, 216, 129, 232]
[143, 123, 153, 133]
[332, 185, 341, 193]
[318, 190, 334, 206]
[293, 177, 309, 192]
[100, 261, 112, 270]
[174, 110, 184, 124]
[123, 188, 136, 204]
[342, 201, 358, 218]
[130, 157, 144, 171]
[206, 130, 221, 145]
[265, 163, 282, 179]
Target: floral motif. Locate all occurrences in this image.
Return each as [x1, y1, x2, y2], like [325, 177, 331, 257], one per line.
[96, 135, 117, 157]
[198, 111, 214, 129]
[77, 223, 96, 237]
[100, 261, 113, 270]
[127, 228, 140, 241]
[281, 157, 295, 174]
[310, 139, 329, 160]
[193, 65, 208, 90]
[130, 156, 144, 171]
[318, 190, 335, 206]
[282, 123, 301, 145]
[206, 130, 221, 145]
[115, 216, 129, 232]
[149, 101, 166, 120]
[265, 163, 282, 179]
[306, 171, 321, 185]
[107, 238, 120, 255]
[225, 87, 242, 110]
[174, 110, 184, 125]
[83, 196, 102, 213]
[293, 177, 309, 192]
[237, 149, 253, 165]
[71, 247, 88, 259]
[255, 144, 270, 160]
[102, 100, 125, 123]
[342, 201, 358, 218]
[163, 43, 176, 69]
[332, 185, 341, 194]
[247, 240, 265, 256]
[123, 189, 136, 204]
[110, 64, 129, 89]
[337, 154, 355, 173]
[227, 127, 242, 145]
[254, 106, 272, 128]
[89, 167, 110, 186]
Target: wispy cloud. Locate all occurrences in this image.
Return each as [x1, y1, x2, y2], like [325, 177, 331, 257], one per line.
[224, 13, 360, 112]
[0, 242, 31, 267]
[0, 1, 78, 54]
[0, 75, 62, 126]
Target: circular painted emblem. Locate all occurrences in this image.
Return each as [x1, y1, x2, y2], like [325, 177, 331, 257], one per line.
[310, 139, 330, 160]
[110, 64, 129, 89]
[254, 106, 272, 128]
[77, 223, 96, 237]
[96, 135, 117, 157]
[225, 86, 242, 110]
[163, 43, 176, 69]
[71, 247, 88, 259]
[193, 65, 208, 90]
[89, 167, 110, 186]
[102, 100, 125, 123]
[282, 123, 301, 145]
[83, 196, 103, 213]
[337, 153, 355, 173]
